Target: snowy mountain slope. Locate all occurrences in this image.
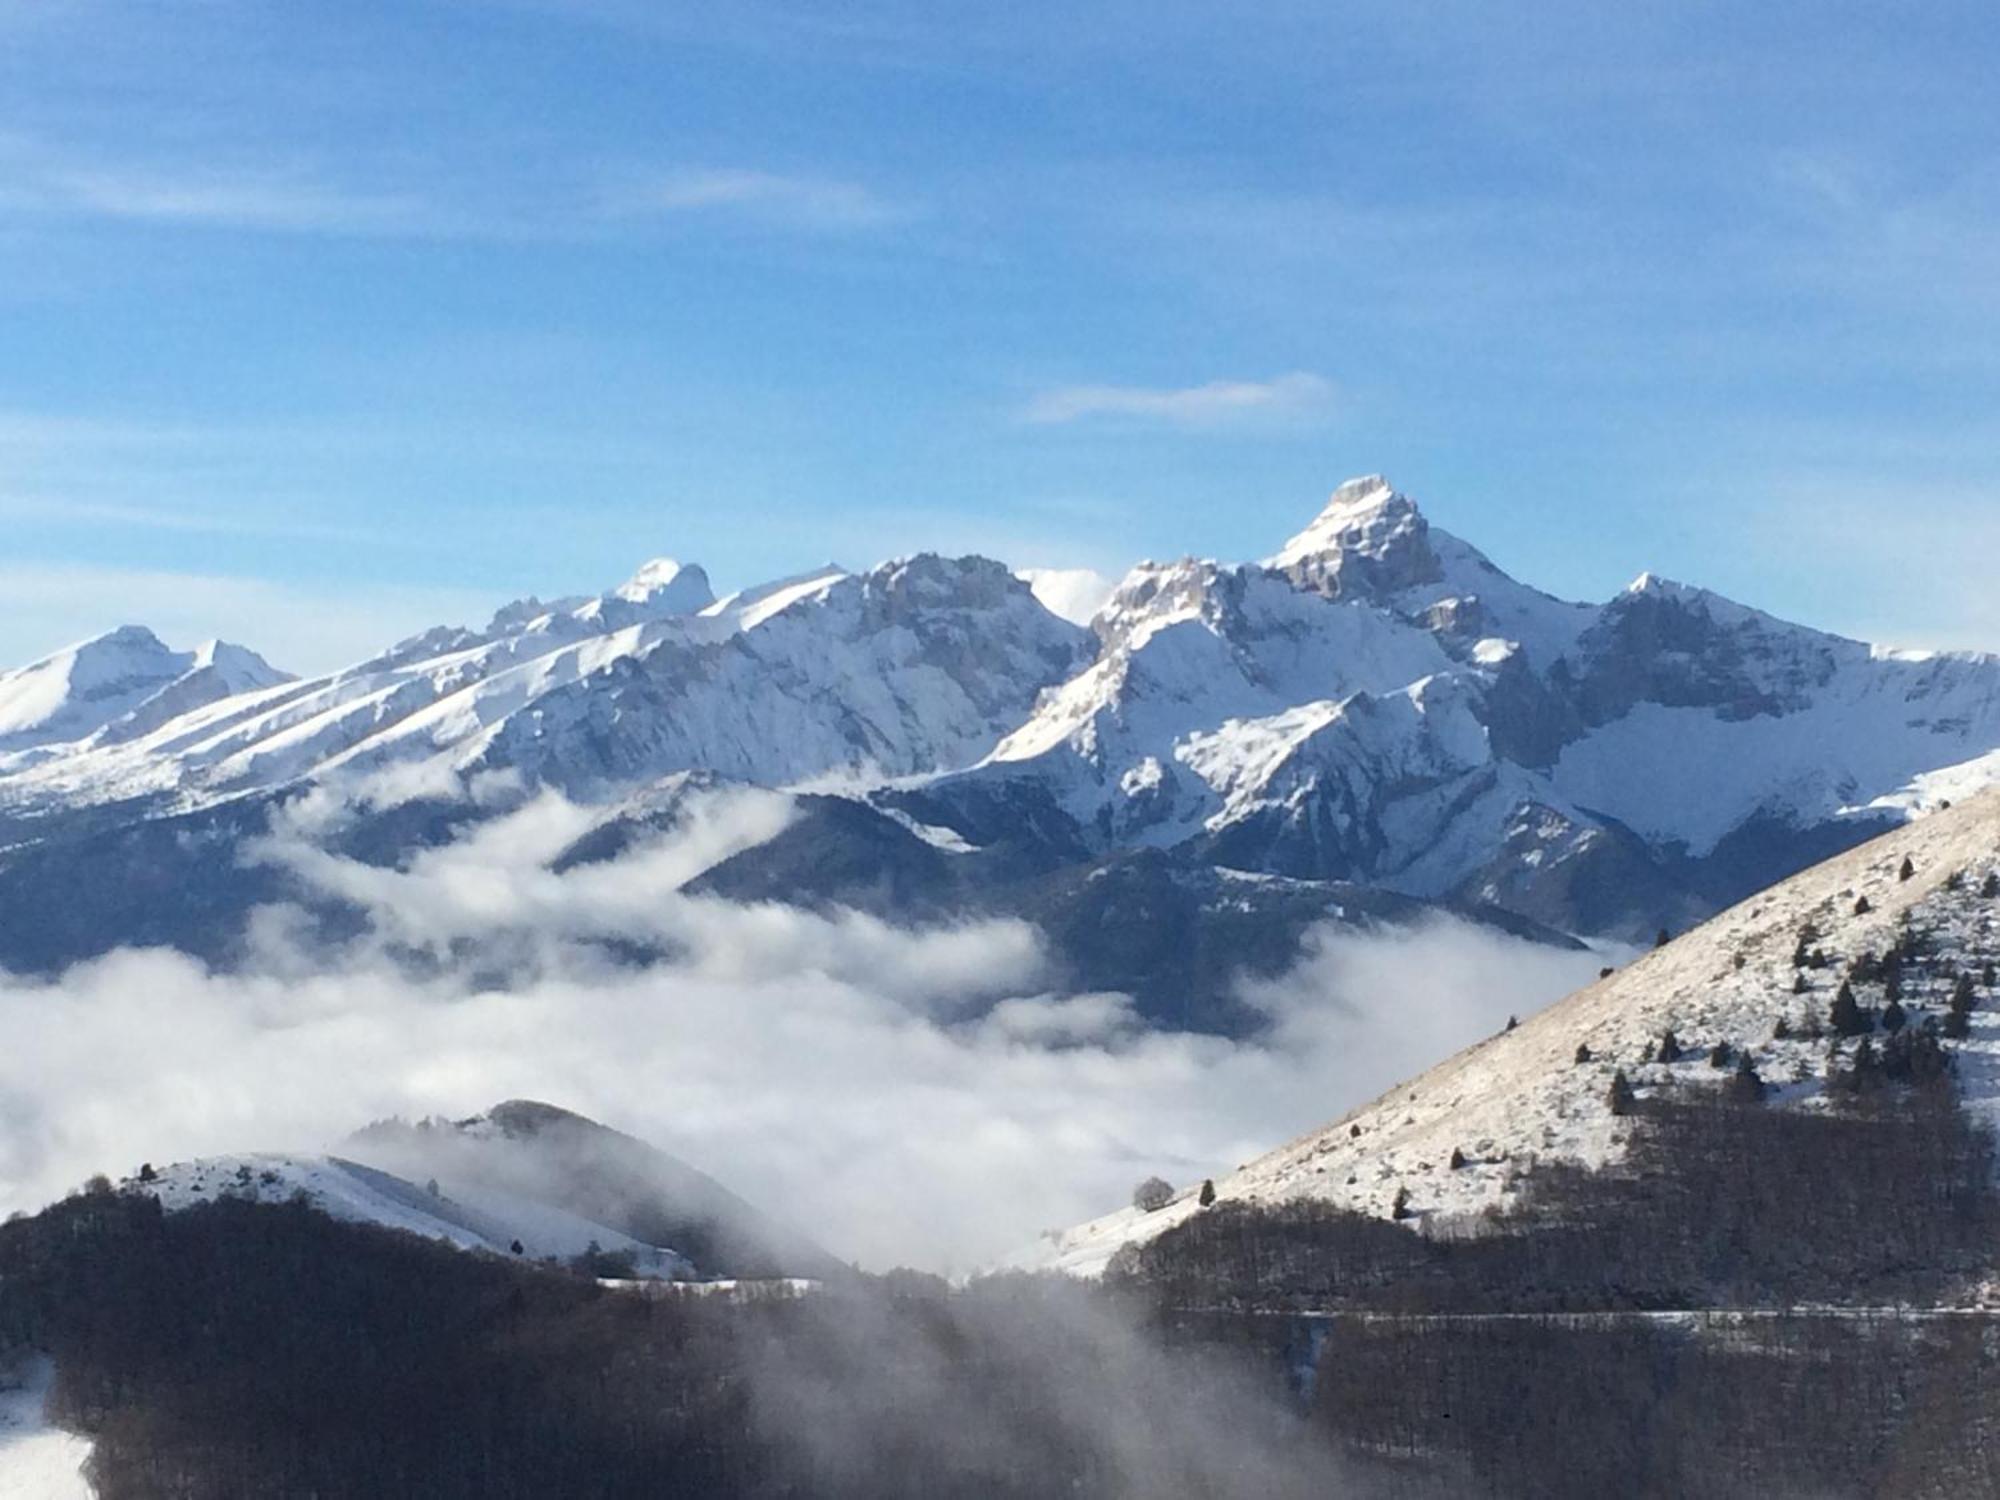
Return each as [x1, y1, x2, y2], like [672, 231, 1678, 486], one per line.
[131, 1151, 693, 1277]
[2, 473, 1998, 966]
[0, 554, 1087, 826]
[0, 626, 289, 761]
[471, 555, 1091, 793]
[1021, 787, 2000, 1275]
[907, 478, 2000, 939]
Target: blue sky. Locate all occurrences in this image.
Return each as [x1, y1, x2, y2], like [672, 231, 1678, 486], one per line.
[3, 0, 1998, 671]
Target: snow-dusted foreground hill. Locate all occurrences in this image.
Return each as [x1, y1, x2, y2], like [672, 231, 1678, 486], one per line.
[131, 1153, 693, 1278]
[110, 1100, 843, 1285]
[1025, 787, 2000, 1275]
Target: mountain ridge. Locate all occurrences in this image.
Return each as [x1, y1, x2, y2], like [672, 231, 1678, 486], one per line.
[2, 476, 1997, 988]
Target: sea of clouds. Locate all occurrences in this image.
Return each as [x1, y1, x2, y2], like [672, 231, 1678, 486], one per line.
[0, 780, 1606, 1271]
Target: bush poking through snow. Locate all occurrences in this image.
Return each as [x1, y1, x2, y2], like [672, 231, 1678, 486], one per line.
[1132, 1177, 1175, 1213]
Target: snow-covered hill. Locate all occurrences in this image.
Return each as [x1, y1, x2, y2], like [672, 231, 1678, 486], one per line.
[130, 1152, 693, 1277]
[1022, 787, 2000, 1275]
[346, 1100, 846, 1281]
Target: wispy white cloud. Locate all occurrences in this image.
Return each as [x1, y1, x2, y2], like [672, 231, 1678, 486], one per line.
[1016, 566, 1116, 626]
[1022, 371, 1337, 428]
[0, 135, 425, 235]
[33, 166, 420, 233]
[620, 167, 910, 232]
[0, 135, 906, 242]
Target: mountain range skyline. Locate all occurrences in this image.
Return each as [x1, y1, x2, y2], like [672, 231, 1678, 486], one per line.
[11, 469, 2000, 683]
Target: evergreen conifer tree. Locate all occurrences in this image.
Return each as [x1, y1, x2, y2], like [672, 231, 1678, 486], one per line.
[1830, 980, 1869, 1037]
[1607, 1070, 1636, 1117]
[1728, 1052, 1765, 1104]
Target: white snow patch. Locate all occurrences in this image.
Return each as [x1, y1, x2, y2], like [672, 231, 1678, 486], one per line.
[0, 1356, 90, 1500]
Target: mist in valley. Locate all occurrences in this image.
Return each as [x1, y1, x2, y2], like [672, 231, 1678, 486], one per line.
[0, 777, 1606, 1271]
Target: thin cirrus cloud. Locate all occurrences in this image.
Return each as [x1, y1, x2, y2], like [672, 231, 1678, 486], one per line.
[37, 166, 422, 234]
[622, 167, 911, 232]
[0, 135, 905, 241]
[0, 136, 425, 235]
[1022, 371, 1337, 428]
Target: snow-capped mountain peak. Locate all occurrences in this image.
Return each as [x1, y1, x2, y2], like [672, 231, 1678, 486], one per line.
[0, 626, 291, 756]
[571, 556, 717, 630]
[187, 638, 289, 688]
[611, 557, 715, 611]
[1266, 474, 1443, 602]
